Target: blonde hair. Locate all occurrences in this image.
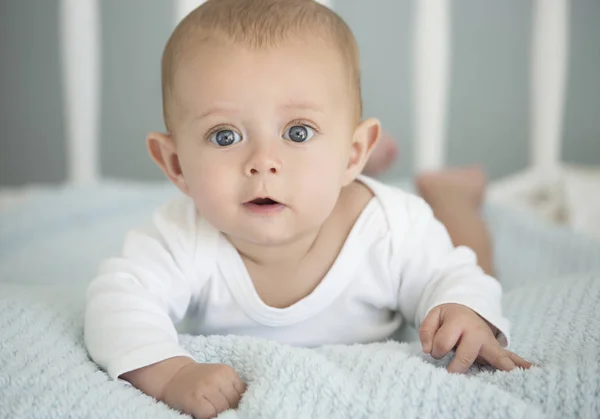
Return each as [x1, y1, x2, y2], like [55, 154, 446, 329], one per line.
[161, 0, 362, 132]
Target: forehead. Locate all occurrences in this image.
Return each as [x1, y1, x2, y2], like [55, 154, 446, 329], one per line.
[172, 36, 352, 117]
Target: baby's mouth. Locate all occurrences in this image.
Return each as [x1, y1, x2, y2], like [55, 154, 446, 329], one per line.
[243, 197, 285, 214]
[247, 197, 279, 206]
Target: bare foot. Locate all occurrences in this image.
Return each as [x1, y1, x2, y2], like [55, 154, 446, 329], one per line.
[416, 165, 487, 209]
[363, 130, 398, 176]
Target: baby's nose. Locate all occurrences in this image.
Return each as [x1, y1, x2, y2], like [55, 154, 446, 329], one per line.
[248, 166, 278, 175]
[244, 146, 282, 176]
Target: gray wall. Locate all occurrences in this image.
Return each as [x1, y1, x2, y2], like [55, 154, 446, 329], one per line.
[563, 0, 600, 165]
[99, 0, 171, 180]
[446, 0, 532, 179]
[1, 0, 599, 186]
[0, 1, 67, 185]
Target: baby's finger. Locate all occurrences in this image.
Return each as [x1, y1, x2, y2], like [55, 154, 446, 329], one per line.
[220, 383, 242, 409]
[419, 308, 442, 354]
[430, 324, 462, 360]
[509, 352, 533, 370]
[233, 377, 247, 395]
[204, 389, 230, 414]
[190, 395, 218, 419]
[479, 345, 517, 372]
[447, 335, 482, 374]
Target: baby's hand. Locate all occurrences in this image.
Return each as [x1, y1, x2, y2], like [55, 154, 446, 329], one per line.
[419, 303, 532, 373]
[161, 362, 246, 419]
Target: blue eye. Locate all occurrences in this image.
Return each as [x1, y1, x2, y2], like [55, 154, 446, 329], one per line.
[209, 129, 242, 147]
[284, 125, 315, 143]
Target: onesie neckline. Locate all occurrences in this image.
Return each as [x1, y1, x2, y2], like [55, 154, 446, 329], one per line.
[216, 177, 383, 326]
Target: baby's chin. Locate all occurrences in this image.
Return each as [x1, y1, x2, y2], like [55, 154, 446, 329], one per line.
[227, 228, 306, 248]
[202, 201, 335, 248]
[222, 217, 324, 250]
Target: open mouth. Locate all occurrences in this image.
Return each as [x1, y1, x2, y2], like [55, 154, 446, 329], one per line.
[248, 197, 279, 206]
[244, 197, 284, 214]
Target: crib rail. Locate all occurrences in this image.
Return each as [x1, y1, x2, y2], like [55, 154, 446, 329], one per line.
[59, 0, 570, 184]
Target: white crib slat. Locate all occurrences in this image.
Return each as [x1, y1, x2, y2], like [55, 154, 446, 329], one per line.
[175, 0, 205, 24]
[530, 0, 569, 173]
[413, 0, 451, 172]
[315, 0, 333, 8]
[60, 0, 101, 184]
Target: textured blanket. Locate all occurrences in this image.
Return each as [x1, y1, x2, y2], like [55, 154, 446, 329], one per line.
[1, 183, 600, 418]
[1, 272, 599, 418]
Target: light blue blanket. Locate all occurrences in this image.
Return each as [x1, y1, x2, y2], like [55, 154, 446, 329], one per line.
[1, 182, 599, 418]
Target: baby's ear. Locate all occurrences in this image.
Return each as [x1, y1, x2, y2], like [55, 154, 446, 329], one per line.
[342, 118, 381, 185]
[147, 132, 189, 195]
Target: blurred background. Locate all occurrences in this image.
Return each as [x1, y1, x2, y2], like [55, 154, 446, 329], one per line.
[0, 0, 598, 186]
[0, 0, 599, 293]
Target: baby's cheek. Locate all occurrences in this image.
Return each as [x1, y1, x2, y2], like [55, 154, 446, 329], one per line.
[189, 179, 235, 229]
[309, 153, 348, 187]
[182, 162, 224, 205]
[297, 168, 341, 212]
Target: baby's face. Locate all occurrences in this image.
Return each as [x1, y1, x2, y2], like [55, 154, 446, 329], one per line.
[170, 36, 358, 246]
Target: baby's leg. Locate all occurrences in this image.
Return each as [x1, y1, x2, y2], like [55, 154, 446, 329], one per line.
[362, 131, 495, 276]
[416, 166, 494, 276]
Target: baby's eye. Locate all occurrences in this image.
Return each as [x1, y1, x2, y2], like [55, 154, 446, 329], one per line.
[283, 125, 315, 143]
[209, 129, 242, 147]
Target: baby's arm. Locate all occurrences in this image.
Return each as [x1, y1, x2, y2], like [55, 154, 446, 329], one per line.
[122, 357, 246, 418]
[84, 199, 245, 418]
[85, 200, 196, 380]
[393, 195, 530, 372]
[121, 356, 195, 400]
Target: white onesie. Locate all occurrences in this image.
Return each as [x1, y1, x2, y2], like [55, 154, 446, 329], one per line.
[85, 176, 509, 380]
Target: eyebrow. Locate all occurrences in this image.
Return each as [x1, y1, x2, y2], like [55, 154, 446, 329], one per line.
[280, 101, 325, 114]
[192, 100, 326, 123]
[193, 105, 239, 122]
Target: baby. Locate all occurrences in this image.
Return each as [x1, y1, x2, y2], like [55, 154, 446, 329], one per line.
[84, 1, 531, 418]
